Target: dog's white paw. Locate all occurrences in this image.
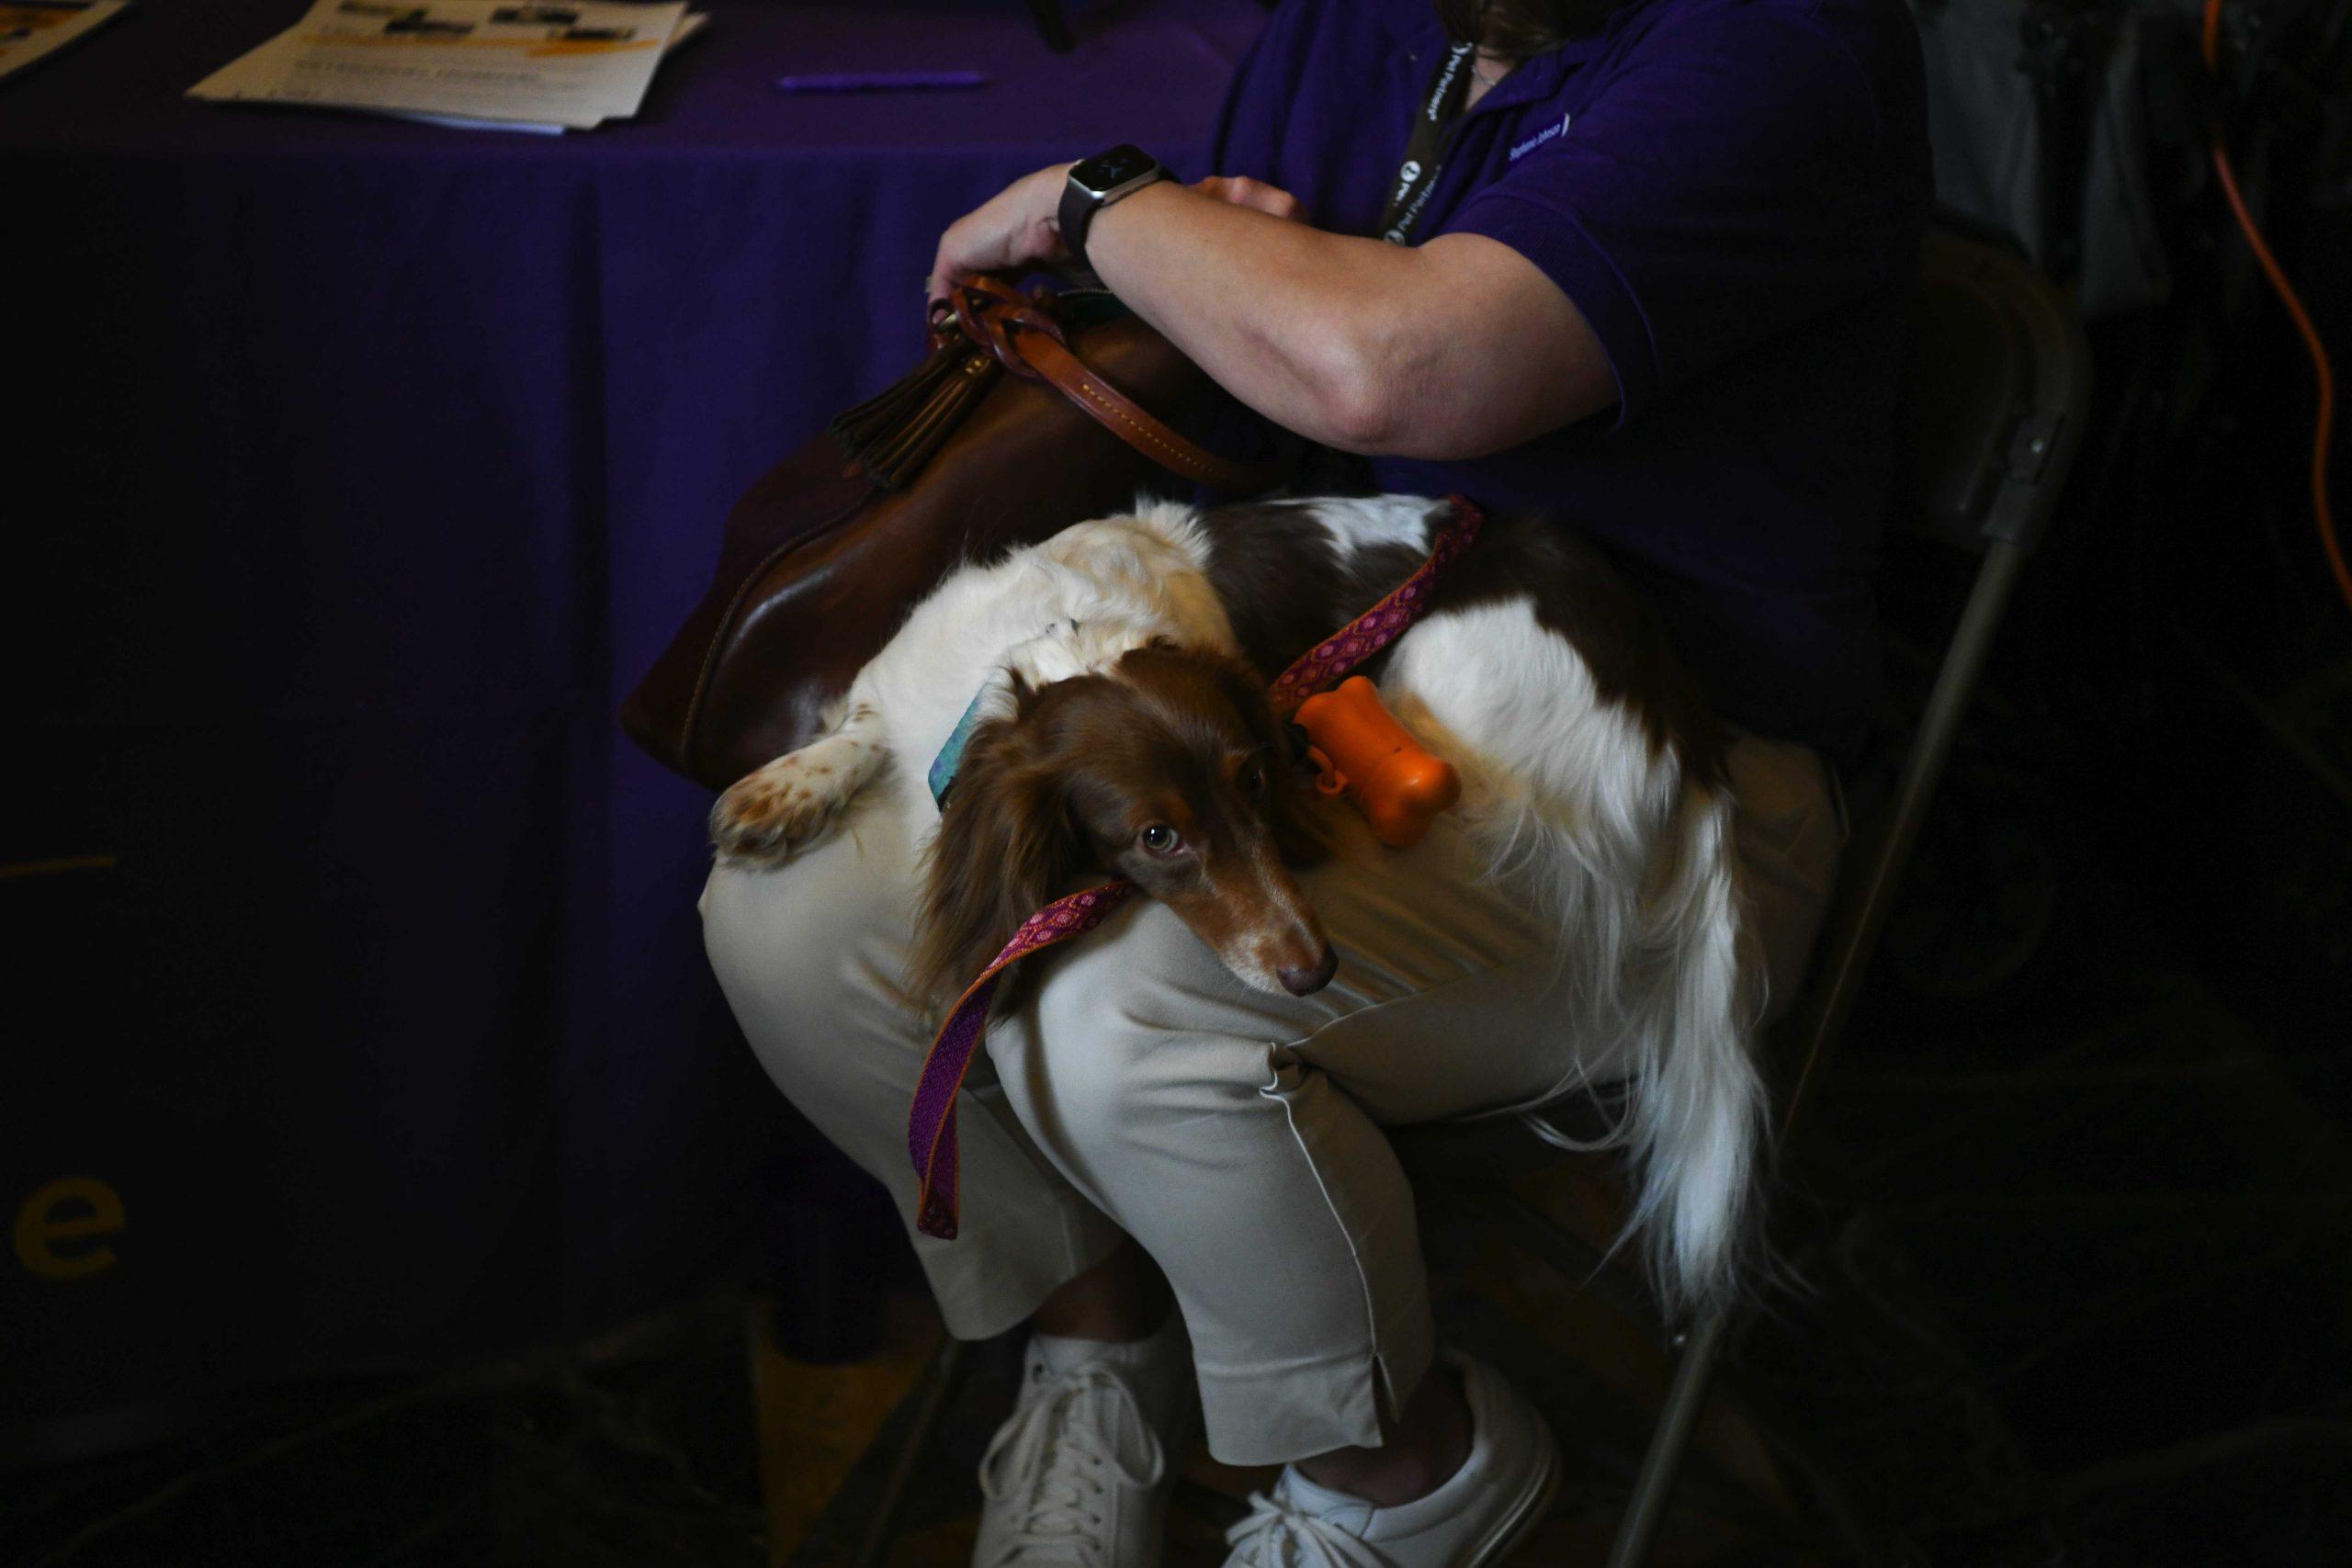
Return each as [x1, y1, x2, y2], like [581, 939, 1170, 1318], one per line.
[710, 745, 863, 867]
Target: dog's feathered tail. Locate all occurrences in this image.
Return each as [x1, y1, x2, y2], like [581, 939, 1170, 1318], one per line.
[1452, 727, 1766, 1319]
[1613, 784, 1768, 1316]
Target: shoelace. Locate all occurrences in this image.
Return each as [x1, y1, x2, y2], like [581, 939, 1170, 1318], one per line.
[978, 1363, 1167, 1567]
[1223, 1489, 1391, 1568]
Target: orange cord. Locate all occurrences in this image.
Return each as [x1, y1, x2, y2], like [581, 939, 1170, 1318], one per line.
[2201, 0, 2351, 615]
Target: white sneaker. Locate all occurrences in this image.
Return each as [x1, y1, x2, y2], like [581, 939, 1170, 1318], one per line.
[973, 1312, 1193, 1567]
[1220, 1352, 1559, 1568]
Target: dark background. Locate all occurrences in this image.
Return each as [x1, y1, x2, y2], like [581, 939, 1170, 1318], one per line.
[6, 0, 2351, 1562]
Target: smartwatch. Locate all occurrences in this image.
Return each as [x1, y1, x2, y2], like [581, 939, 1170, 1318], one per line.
[1057, 145, 1169, 272]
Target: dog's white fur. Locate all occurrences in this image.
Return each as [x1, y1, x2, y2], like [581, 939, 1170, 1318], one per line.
[711, 511, 1242, 864]
[714, 495, 1764, 1314]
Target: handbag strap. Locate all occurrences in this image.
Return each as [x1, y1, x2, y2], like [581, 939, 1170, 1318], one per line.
[942, 276, 1281, 494]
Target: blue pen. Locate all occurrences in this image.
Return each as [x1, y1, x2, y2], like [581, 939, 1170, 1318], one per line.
[775, 70, 988, 93]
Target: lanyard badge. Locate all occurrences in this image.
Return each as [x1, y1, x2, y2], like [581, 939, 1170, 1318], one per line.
[1380, 42, 1476, 245]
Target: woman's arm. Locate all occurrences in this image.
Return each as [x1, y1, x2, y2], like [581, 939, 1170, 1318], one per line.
[924, 166, 1617, 460]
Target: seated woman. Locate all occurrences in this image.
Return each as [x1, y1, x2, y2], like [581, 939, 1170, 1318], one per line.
[701, 0, 1926, 1562]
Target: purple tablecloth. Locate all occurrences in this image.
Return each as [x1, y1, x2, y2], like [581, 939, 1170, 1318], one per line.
[0, 0, 1264, 1441]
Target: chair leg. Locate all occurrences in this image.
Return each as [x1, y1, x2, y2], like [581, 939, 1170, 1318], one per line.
[852, 1336, 974, 1568]
[1779, 538, 2029, 1132]
[1454, 1178, 1669, 1345]
[1602, 1309, 1734, 1568]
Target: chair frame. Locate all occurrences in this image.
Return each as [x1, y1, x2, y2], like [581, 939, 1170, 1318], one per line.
[1442, 231, 2091, 1566]
[1600, 535, 2041, 1566]
[839, 230, 2089, 1566]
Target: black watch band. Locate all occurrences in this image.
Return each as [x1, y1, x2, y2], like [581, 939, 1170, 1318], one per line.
[1058, 145, 1168, 273]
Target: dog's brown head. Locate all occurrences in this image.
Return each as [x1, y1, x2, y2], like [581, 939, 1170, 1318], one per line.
[911, 643, 1336, 1011]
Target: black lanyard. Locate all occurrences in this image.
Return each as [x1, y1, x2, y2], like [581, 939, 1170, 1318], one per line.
[1378, 41, 1476, 245]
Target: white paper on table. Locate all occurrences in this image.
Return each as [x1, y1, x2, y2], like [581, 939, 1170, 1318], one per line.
[189, 0, 688, 131]
[0, 1, 128, 81]
[391, 106, 571, 134]
[394, 10, 705, 133]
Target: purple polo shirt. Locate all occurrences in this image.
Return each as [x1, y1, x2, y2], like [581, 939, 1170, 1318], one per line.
[1209, 0, 1930, 763]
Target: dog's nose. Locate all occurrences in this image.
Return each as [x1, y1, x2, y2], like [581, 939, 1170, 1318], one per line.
[1278, 944, 1340, 997]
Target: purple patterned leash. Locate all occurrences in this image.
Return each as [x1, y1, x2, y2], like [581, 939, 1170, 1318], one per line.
[909, 496, 1486, 1239]
[908, 881, 1137, 1238]
[1263, 496, 1485, 718]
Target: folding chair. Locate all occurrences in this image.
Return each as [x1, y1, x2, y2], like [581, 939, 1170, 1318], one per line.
[1394, 226, 2092, 1564]
[842, 226, 2090, 1565]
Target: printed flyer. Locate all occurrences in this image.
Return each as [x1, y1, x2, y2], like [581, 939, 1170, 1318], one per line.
[189, 1, 695, 130]
[0, 2, 128, 81]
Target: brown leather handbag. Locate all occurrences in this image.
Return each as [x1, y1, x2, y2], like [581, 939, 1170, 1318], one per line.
[620, 278, 1280, 791]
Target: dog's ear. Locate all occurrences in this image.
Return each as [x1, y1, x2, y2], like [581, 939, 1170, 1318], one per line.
[1268, 755, 1334, 869]
[910, 705, 1088, 1015]
[1206, 658, 1333, 870]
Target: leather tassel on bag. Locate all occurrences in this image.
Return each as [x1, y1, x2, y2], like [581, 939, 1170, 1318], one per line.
[830, 336, 1001, 490]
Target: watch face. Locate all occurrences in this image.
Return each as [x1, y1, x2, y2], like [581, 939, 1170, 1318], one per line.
[1073, 144, 1157, 197]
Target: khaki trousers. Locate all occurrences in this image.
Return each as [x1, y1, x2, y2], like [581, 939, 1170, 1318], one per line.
[699, 735, 1841, 1464]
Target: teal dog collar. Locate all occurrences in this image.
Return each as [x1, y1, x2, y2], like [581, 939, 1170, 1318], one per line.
[928, 684, 995, 807]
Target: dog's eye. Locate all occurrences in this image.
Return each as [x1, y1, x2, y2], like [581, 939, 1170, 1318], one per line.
[1240, 760, 1270, 796]
[1138, 824, 1183, 855]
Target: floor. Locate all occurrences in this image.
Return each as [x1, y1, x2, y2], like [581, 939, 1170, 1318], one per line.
[3, 1301, 769, 1568]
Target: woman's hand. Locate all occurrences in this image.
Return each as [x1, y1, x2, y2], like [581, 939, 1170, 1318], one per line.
[924, 162, 1607, 457]
[925, 164, 1072, 309]
[924, 169, 1308, 309]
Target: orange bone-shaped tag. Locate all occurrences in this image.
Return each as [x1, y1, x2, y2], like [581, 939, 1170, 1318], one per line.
[1294, 676, 1461, 849]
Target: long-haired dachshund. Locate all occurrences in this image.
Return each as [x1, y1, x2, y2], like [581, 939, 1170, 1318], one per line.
[712, 494, 1761, 1312]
